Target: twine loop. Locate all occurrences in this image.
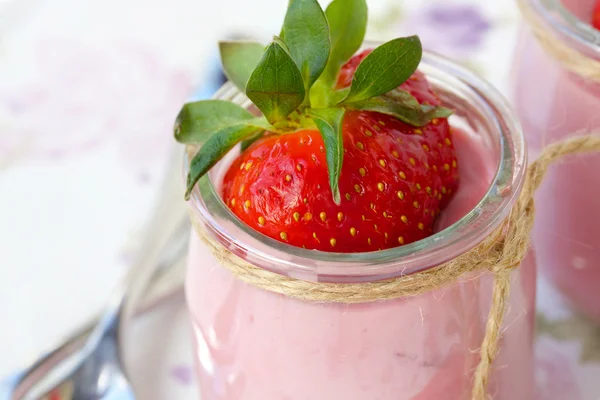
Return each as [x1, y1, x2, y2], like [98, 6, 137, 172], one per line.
[190, 132, 600, 399]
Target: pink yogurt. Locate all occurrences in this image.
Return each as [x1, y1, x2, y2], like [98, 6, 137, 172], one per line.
[511, 0, 600, 320]
[185, 128, 536, 399]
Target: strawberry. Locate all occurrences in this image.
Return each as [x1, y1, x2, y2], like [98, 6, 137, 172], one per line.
[338, 51, 459, 208]
[221, 55, 458, 252]
[336, 49, 372, 89]
[175, 0, 457, 253]
[593, 0, 600, 30]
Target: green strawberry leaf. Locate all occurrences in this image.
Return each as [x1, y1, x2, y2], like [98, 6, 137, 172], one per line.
[307, 107, 345, 204]
[346, 89, 453, 127]
[281, 0, 330, 93]
[309, 0, 366, 108]
[185, 125, 263, 199]
[246, 41, 306, 124]
[342, 36, 422, 104]
[321, 0, 367, 84]
[219, 41, 265, 92]
[174, 100, 268, 144]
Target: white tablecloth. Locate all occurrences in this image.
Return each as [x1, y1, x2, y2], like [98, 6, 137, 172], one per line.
[1, 0, 599, 398]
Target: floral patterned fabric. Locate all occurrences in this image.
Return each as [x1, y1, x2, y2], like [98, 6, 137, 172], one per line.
[1, 0, 599, 398]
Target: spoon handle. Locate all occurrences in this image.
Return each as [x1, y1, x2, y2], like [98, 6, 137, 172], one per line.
[0, 214, 188, 399]
[2, 146, 188, 400]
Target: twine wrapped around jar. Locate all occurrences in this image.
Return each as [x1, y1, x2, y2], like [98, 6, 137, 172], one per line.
[190, 132, 600, 400]
[517, 0, 600, 82]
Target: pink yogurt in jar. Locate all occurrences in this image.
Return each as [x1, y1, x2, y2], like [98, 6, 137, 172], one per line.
[511, 0, 600, 320]
[185, 52, 534, 399]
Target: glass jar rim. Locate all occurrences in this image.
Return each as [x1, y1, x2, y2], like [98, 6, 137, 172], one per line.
[526, 0, 600, 58]
[185, 50, 526, 282]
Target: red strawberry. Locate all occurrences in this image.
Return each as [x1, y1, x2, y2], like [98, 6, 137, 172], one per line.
[593, 0, 600, 30]
[336, 49, 372, 89]
[222, 52, 459, 252]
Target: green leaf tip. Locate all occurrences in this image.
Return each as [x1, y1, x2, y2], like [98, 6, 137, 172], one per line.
[309, 0, 367, 108]
[342, 36, 423, 104]
[245, 40, 306, 124]
[307, 107, 346, 204]
[219, 41, 265, 92]
[174, 100, 266, 144]
[272, 35, 291, 53]
[281, 0, 331, 95]
[184, 124, 263, 200]
[321, 0, 367, 84]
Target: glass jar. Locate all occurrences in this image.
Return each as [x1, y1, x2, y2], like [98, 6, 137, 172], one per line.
[511, 0, 600, 320]
[185, 51, 533, 399]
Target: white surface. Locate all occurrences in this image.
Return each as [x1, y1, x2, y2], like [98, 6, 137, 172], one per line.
[0, 0, 289, 373]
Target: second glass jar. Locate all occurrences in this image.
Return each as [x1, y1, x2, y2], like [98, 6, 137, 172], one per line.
[511, 0, 600, 320]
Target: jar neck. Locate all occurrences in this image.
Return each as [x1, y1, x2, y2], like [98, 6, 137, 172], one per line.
[186, 51, 526, 283]
[524, 0, 600, 60]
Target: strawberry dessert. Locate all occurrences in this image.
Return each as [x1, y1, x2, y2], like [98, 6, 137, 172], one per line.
[222, 66, 458, 253]
[177, 0, 535, 398]
[512, 0, 600, 320]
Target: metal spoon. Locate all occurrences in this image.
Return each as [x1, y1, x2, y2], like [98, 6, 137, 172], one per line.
[1, 81, 243, 400]
[1, 216, 189, 400]
[3, 145, 188, 400]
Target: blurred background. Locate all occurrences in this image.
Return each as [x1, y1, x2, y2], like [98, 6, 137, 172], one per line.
[3, 0, 596, 398]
